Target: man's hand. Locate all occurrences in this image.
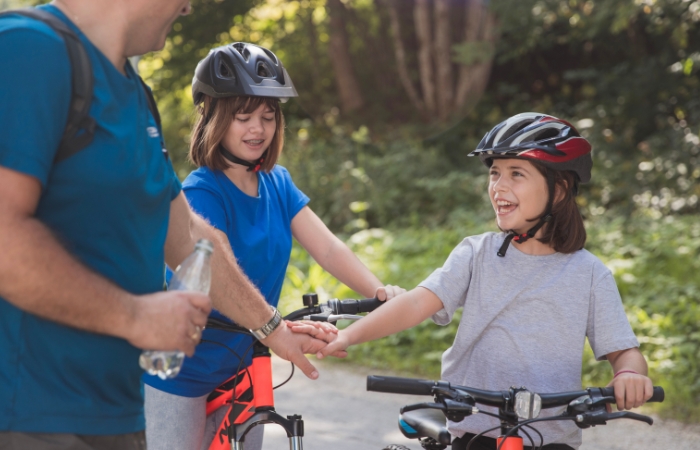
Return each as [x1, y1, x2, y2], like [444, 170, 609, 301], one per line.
[262, 322, 347, 379]
[125, 291, 211, 356]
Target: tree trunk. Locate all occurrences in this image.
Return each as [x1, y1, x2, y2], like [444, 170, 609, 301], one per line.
[414, 0, 435, 115]
[327, 0, 365, 113]
[454, 0, 498, 111]
[300, 8, 321, 89]
[433, 0, 453, 120]
[383, 0, 425, 114]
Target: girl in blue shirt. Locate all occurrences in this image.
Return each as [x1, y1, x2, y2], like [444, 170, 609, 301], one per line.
[143, 43, 403, 450]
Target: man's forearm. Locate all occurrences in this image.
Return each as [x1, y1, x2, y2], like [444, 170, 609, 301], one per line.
[0, 214, 135, 339]
[183, 214, 274, 329]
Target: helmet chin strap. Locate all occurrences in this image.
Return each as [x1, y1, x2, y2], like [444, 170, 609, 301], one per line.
[220, 145, 267, 172]
[497, 172, 556, 257]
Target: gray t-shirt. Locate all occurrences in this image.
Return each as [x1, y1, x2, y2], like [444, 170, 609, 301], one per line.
[418, 232, 639, 449]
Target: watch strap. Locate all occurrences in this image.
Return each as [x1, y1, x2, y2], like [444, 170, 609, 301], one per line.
[249, 307, 282, 340]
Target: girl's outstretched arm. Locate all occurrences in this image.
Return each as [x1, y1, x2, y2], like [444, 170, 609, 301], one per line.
[292, 206, 403, 300]
[606, 347, 653, 411]
[312, 287, 444, 358]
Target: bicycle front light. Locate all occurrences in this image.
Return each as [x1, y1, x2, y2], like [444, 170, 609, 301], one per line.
[514, 390, 542, 420]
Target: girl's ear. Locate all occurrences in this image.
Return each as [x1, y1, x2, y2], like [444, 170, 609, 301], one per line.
[554, 178, 569, 204]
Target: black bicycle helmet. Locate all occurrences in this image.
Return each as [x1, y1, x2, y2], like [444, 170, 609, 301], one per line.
[192, 42, 298, 105]
[469, 113, 593, 256]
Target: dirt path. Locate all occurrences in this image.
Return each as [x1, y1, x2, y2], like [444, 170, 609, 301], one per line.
[259, 356, 700, 450]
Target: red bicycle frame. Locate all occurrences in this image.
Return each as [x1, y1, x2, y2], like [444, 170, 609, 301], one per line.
[206, 341, 304, 450]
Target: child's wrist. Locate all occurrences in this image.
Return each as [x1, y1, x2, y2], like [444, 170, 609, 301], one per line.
[613, 369, 639, 378]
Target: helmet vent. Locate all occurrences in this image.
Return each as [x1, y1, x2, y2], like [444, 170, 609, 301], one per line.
[232, 42, 251, 61]
[262, 48, 278, 65]
[534, 128, 562, 141]
[217, 60, 236, 81]
[257, 62, 273, 78]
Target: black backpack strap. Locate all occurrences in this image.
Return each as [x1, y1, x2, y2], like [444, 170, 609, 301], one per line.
[137, 76, 169, 160]
[1, 8, 96, 163]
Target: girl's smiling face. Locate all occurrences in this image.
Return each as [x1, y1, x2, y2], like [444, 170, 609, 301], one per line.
[488, 158, 549, 235]
[221, 103, 277, 163]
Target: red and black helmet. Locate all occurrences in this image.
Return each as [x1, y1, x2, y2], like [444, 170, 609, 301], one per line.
[469, 112, 593, 183]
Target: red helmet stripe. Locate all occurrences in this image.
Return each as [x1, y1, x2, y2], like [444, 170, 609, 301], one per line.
[517, 137, 591, 163]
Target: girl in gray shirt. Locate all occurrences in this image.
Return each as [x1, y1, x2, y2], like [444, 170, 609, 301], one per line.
[307, 113, 654, 450]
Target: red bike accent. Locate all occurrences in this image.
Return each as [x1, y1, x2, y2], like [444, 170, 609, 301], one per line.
[252, 355, 274, 409]
[496, 435, 524, 450]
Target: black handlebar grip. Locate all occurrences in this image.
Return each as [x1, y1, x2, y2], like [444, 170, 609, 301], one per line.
[356, 297, 384, 313]
[367, 375, 438, 396]
[650, 386, 665, 403]
[600, 386, 665, 403]
[335, 298, 384, 314]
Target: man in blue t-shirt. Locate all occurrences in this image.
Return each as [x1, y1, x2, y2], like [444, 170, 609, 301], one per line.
[0, 1, 332, 449]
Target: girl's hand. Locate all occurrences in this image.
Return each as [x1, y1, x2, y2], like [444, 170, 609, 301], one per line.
[288, 319, 338, 334]
[316, 330, 351, 360]
[287, 320, 347, 358]
[375, 284, 406, 301]
[606, 372, 654, 411]
[287, 320, 338, 339]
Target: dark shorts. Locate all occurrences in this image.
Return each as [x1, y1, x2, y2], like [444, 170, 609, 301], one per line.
[452, 432, 575, 450]
[0, 431, 146, 450]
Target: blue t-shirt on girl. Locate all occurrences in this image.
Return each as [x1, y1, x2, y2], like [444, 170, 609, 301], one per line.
[143, 165, 309, 397]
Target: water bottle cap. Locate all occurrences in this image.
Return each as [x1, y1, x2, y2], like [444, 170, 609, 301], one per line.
[195, 239, 214, 254]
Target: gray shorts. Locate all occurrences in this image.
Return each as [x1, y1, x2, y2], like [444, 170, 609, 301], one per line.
[144, 384, 263, 450]
[0, 431, 145, 450]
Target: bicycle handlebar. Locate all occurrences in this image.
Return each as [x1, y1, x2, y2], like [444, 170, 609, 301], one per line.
[206, 296, 383, 333]
[366, 375, 664, 408]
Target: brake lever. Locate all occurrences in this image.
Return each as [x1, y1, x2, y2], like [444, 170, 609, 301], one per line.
[327, 314, 364, 321]
[400, 402, 445, 414]
[606, 411, 653, 425]
[572, 408, 653, 429]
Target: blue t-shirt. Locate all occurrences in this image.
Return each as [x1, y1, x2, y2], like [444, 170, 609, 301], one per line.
[143, 165, 309, 397]
[0, 6, 181, 435]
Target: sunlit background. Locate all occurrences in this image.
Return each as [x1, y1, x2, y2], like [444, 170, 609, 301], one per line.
[6, 0, 700, 421]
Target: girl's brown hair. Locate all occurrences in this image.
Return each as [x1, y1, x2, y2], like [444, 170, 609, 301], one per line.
[531, 161, 587, 253]
[189, 96, 284, 172]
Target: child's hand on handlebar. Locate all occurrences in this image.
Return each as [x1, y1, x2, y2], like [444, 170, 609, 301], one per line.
[375, 284, 406, 301]
[606, 372, 654, 412]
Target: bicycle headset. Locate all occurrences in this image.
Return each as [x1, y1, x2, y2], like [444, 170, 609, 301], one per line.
[191, 42, 298, 172]
[468, 112, 593, 257]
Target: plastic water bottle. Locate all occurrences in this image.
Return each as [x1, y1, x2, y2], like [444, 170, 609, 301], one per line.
[139, 239, 213, 379]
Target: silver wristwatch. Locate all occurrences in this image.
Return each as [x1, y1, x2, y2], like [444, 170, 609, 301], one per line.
[249, 307, 282, 340]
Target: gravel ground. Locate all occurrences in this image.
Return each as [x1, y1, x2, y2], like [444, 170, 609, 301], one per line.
[256, 356, 700, 450]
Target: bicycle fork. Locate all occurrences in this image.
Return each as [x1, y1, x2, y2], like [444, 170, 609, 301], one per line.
[229, 342, 306, 450]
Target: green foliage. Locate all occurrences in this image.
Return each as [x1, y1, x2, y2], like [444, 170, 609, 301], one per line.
[586, 213, 700, 420]
[280, 213, 700, 419]
[278, 117, 492, 232]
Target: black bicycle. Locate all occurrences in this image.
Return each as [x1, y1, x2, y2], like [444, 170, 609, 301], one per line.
[367, 375, 664, 450]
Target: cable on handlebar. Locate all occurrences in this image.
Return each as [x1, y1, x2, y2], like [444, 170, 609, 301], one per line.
[497, 416, 577, 450]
